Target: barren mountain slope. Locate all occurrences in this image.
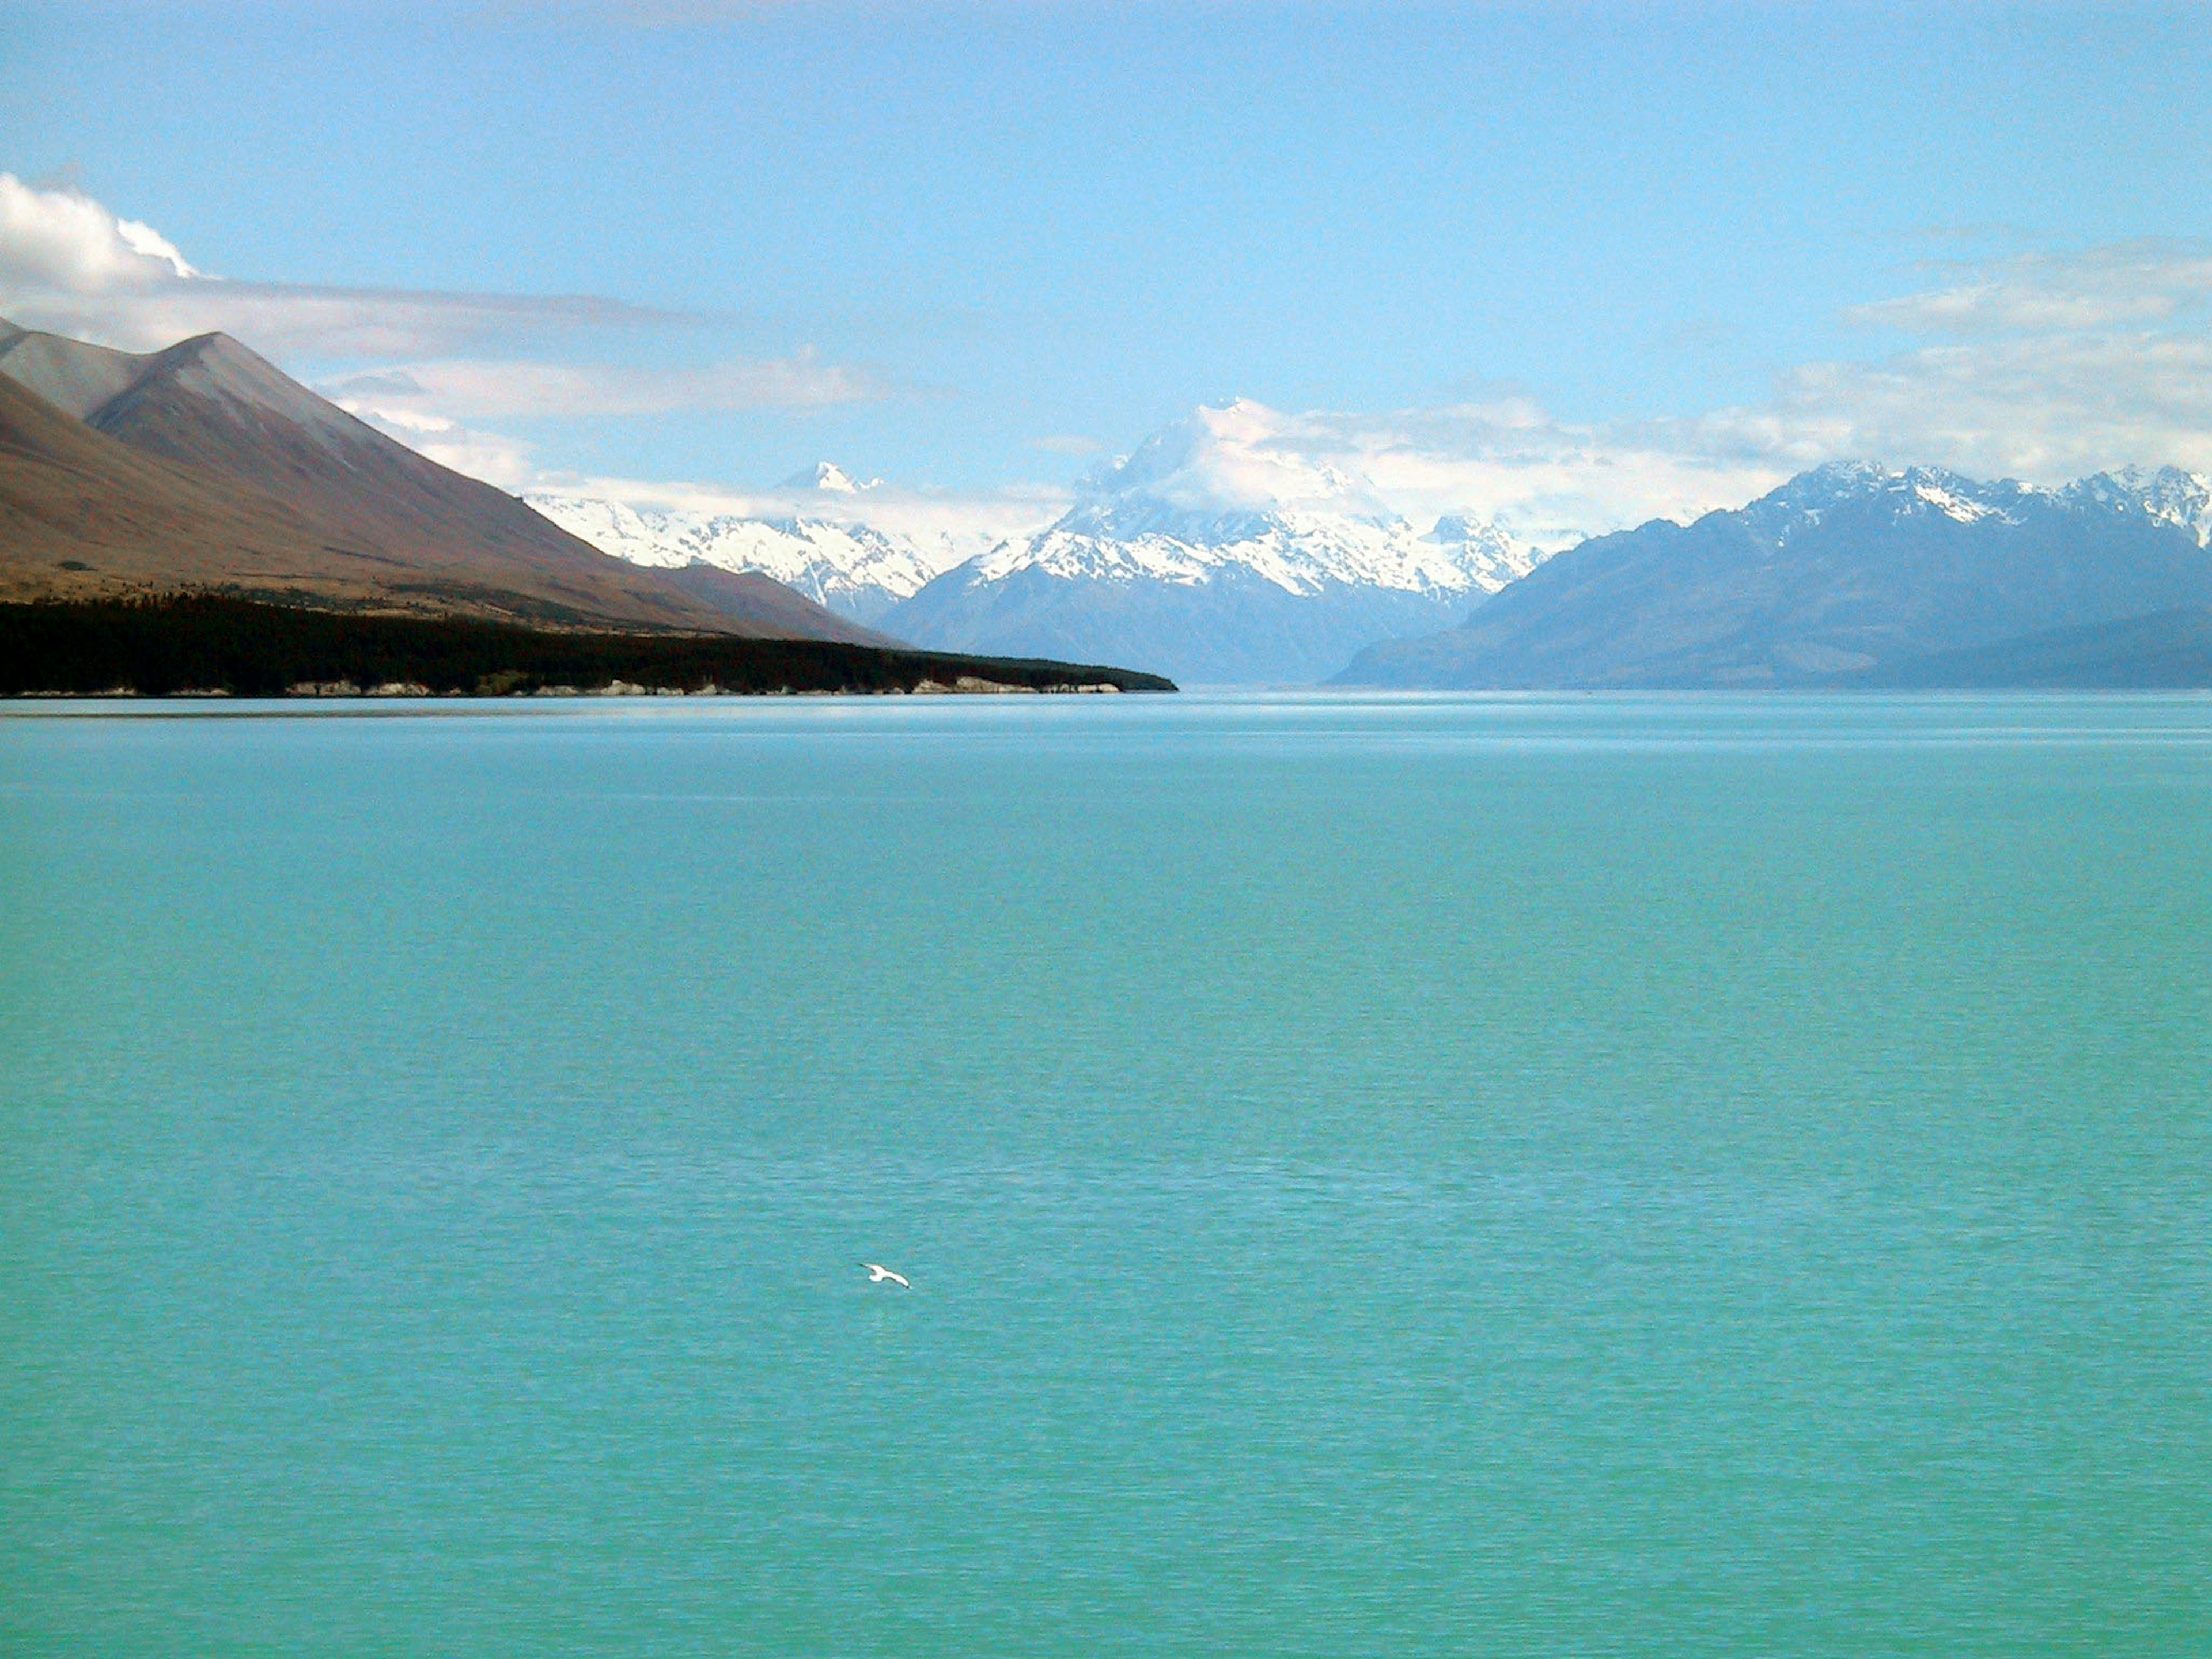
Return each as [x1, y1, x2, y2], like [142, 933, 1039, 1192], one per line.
[0, 321, 868, 639]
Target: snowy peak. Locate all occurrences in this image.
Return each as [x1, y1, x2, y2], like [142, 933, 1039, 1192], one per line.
[2061, 465, 2212, 547]
[527, 491, 976, 624]
[1736, 461, 2037, 542]
[1733, 460, 2212, 550]
[949, 399, 1541, 601]
[539, 399, 1552, 679]
[884, 400, 1548, 682]
[778, 461, 879, 495]
[1061, 399, 1398, 543]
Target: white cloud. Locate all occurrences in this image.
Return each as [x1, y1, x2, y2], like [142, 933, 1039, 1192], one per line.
[1691, 334, 2212, 483]
[0, 172, 690, 357]
[321, 351, 880, 421]
[1285, 242, 2212, 543]
[1726, 243, 2212, 482]
[537, 467, 1071, 550]
[515, 238, 2212, 550]
[1279, 400, 1783, 548]
[0, 172, 198, 300]
[346, 403, 544, 490]
[333, 355, 888, 491]
[14, 170, 2210, 541]
[0, 171, 887, 494]
[1846, 244, 2212, 336]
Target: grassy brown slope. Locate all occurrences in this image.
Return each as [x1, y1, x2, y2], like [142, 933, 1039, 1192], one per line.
[0, 369, 752, 628]
[69, 334, 746, 630]
[0, 370, 349, 599]
[0, 327, 870, 642]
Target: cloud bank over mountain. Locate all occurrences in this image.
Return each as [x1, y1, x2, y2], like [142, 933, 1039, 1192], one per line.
[9, 172, 2212, 548]
[1253, 243, 2212, 547]
[0, 173, 671, 357]
[0, 172, 878, 489]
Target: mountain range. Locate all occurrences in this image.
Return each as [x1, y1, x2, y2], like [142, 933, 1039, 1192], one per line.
[881, 403, 1543, 684]
[1338, 462, 2212, 688]
[13, 312, 2212, 690]
[528, 466, 986, 624]
[0, 320, 884, 644]
[539, 402, 1547, 684]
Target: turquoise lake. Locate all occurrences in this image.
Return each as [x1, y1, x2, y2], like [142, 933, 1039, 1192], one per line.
[2, 691, 2209, 1657]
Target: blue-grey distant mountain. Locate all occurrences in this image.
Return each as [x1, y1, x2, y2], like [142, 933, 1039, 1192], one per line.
[1857, 606, 2212, 689]
[1335, 463, 2212, 688]
[879, 402, 1544, 684]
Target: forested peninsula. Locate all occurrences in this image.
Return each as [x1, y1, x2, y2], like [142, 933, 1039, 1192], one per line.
[0, 597, 1177, 699]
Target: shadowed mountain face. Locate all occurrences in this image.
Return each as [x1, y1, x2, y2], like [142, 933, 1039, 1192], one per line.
[0, 320, 876, 641]
[885, 559, 1484, 686]
[1854, 605, 2212, 689]
[1336, 464, 2212, 688]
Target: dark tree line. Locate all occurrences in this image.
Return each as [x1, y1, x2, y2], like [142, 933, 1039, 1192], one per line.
[0, 596, 1175, 697]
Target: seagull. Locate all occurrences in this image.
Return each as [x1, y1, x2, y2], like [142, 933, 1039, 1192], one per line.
[862, 1263, 911, 1289]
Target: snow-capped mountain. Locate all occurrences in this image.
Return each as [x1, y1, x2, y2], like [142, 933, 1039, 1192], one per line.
[1733, 460, 2212, 547]
[1737, 461, 2035, 541]
[525, 491, 981, 623]
[1340, 460, 2212, 689]
[781, 461, 878, 495]
[881, 402, 1545, 683]
[2058, 464, 2212, 546]
[530, 402, 1546, 679]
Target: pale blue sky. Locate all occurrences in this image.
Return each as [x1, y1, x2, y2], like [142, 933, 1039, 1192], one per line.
[5, 1, 2209, 532]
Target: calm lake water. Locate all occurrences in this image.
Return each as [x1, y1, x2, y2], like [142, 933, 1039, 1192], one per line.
[3, 692, 2209, 1657]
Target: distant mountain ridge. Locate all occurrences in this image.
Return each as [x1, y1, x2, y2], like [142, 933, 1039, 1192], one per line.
[527, 493, 976, 623]
[535, 400, 1539, 681]
[1338, 461, 2212, 688]
[538, 402, 1546, 683]
[881, 403, 1542, 683]
[0, 319, 880, 643]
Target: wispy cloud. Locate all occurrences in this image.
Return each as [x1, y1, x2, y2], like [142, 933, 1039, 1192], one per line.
[1745, 241, 2212, 480]
[536, 467, 1071, 551]
[353, 406, 546, 491]
[0, 173, 681, 357]
[1, 169, 888, 497]
[320, 352, 882, 422]
[14, 168, 2210, 538]
[327, 354, 887, 489]
[1218, 399, 1785, 549]
[1846, 243, 2212, 336]
[1272, 241, 2212, 543]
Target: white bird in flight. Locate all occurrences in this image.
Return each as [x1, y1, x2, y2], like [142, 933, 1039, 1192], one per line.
[862, 1263, 911, 1289]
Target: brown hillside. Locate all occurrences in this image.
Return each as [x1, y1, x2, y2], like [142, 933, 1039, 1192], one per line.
[0, 321, 871, 641]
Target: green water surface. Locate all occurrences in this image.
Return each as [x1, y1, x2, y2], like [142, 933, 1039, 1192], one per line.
[2, 692, 2207, 1656]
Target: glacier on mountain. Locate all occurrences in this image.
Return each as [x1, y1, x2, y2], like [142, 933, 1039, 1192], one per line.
[1736, 459, 2212, 546]
[530, 400, 2212, 684]
[2058, 464, 2212, 546]
[533, 400, 1547, 680]
[525, 493, 984, 623]
[881, 401, 1546, 683]
[1338, 457, 2212, 690]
